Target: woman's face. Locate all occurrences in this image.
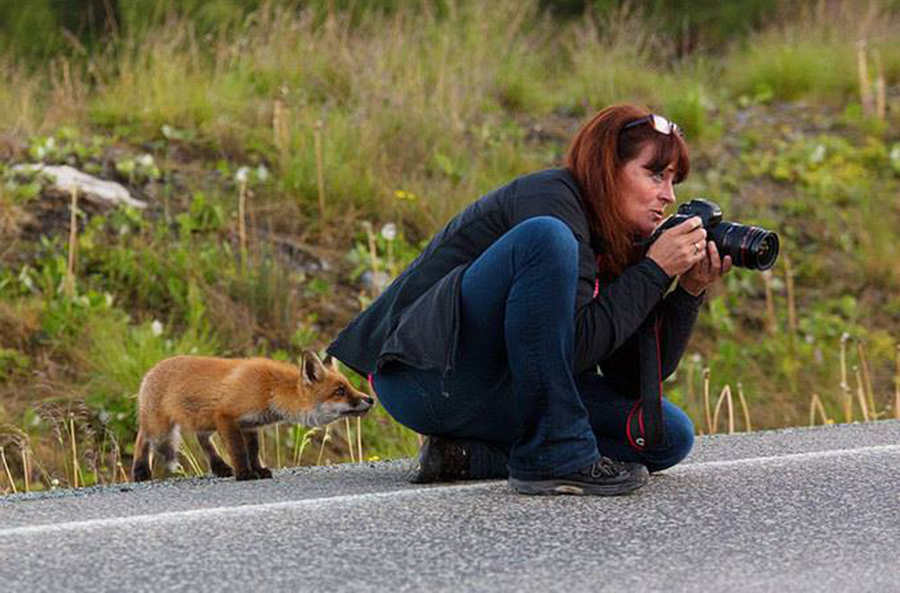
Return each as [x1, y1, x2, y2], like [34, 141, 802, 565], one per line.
[618, 142, 678, 238]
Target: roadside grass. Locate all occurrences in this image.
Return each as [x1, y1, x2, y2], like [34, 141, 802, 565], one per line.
[0, 60, 41, 136]
[723, 38, 858, 104]
[721, 1, 900, 105]
[82, 1, 562, 230]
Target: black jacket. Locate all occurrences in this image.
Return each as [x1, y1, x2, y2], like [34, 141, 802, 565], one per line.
[328, 168, 702, 396]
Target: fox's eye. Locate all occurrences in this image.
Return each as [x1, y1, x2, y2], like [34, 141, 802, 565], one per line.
[333, 386, 345, 398]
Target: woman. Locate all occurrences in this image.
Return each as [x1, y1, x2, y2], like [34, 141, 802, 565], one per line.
[327, 104, 732, 496]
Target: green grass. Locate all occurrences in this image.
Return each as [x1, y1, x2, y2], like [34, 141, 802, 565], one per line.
[723, 38, 858, 103]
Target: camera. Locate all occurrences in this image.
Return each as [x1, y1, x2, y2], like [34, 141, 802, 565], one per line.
[650, 199, 779, 271]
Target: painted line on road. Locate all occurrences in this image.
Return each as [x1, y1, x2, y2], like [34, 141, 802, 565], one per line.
[4, 443, 900, 538]
[675, 443, 900, 471]
[0, 482, 499, 538]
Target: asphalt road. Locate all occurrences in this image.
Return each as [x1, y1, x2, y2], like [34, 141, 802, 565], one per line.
[2, 421, 899, 592]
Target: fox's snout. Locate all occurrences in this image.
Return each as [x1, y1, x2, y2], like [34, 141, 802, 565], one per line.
[346, 395, 375, 416]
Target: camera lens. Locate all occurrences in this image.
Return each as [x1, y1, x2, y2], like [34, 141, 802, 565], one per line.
[709, 223, 779, 270]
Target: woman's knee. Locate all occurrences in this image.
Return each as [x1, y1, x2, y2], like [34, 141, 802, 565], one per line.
[646, 401, 695, 472]
[512, 217, 577, 262]
[371, 368, 441, 436]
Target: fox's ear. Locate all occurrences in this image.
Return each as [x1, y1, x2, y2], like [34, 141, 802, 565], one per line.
[323, 354, 339, 372]
[300, 350, 327, 385]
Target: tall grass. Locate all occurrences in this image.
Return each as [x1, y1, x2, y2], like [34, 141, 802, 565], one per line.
[721, 1, 900, 103]
[77, 2, 563, 230]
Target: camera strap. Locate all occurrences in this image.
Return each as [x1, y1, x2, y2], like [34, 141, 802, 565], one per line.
[626, 309, 666, 451]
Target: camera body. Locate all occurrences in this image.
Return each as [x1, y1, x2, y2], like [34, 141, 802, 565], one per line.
[651, 199, 779, 271]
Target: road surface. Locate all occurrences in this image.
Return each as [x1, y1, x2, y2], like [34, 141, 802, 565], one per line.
[2, 421, 899, 591]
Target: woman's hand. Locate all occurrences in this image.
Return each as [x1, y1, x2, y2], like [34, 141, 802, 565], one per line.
[678, 240, 733, 296]
[646, 216, 709, 278]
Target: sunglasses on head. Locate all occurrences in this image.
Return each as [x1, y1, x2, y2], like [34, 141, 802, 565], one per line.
[622, 114, 682, 137]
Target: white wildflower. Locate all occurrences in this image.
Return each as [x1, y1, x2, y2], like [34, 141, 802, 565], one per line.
[890, 144, 900, 167]
[151, 320, 164, 336]
[138, 154, 155, 168]
[18, 268, 34, 292]
[235, 166, 250, 184]
[381, 222, 397, 241]
[255, 164, 270, 182]
[810, 144, 826, 164]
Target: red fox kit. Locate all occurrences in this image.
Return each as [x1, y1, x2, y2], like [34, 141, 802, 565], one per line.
[132, 350, 373, 482]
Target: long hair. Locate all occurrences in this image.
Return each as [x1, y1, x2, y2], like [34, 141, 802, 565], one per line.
[565, 104, 690, 276]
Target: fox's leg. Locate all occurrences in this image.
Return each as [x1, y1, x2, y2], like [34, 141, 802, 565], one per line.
[215, 415, 257, 481]
[198, 432, 233, 478]
[132, 428, 153, 482]
[242, 430, 273, 479]
[153, 425, 182, 477]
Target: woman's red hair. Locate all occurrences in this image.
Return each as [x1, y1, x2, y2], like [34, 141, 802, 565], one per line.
[565, 104, 690, 276]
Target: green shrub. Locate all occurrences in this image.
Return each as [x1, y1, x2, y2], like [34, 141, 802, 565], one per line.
[0, 347, 30, 381]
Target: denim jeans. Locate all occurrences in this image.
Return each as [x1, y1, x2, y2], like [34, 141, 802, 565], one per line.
[372, 217, 694, 479]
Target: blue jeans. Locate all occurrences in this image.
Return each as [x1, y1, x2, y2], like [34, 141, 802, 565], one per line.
[372, 217, 694, 480]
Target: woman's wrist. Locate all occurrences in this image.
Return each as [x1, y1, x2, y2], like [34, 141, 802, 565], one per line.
[677, 278, 706, 298]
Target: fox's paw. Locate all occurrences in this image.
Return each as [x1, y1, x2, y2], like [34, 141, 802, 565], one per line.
[254, 467, 273, 479]
[211, 463, 234, 478]
[235, 469, 260, 481]
[133, 464, 152, 482]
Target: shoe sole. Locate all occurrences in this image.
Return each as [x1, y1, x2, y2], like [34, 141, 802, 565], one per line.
[508, 467, 649, 496]
[408, 439, 442, 484]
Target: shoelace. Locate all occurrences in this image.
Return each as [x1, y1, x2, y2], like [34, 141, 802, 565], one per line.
[589, 457, 624, 478]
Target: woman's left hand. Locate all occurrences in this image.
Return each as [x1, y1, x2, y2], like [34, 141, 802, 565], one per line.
[678, 240, 732, 297]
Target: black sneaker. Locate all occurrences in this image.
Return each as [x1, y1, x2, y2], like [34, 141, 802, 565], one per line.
[508, 457, 649, 496]
[409, 436, 509, 483]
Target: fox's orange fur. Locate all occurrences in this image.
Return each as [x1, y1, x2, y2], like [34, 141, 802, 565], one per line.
[132, 350, 373, 482]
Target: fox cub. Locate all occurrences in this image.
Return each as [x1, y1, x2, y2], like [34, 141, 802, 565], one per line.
[132, 350, 373, 482]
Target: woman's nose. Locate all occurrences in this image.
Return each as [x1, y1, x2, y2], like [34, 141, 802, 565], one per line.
[660, 180, 676, 204]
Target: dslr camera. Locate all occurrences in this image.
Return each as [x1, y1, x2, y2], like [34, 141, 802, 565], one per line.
[650, 199, 779, 271]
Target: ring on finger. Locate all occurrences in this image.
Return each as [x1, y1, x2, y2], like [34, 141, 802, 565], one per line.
[693, 242, 702, 255]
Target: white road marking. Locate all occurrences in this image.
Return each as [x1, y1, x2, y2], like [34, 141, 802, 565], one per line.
[675, 443, 900, 470]
[0, 483, 498, 538]
[3, 443, 900, 538]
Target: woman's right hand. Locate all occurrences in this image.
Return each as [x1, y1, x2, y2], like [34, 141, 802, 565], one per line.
[646, 216, 708, 277]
